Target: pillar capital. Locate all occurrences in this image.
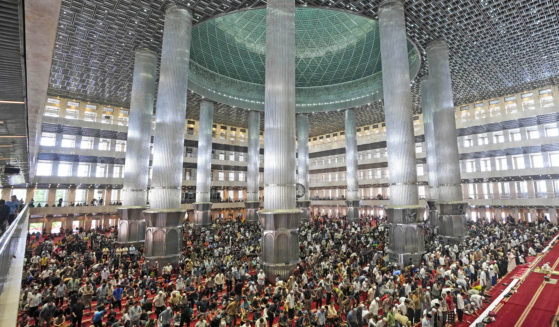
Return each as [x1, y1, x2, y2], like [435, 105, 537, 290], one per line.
[426, 39, 449, 53]
[379, 0, 404, 10]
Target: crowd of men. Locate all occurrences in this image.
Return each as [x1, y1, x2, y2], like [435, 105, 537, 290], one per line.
[18, 213, 557, 327]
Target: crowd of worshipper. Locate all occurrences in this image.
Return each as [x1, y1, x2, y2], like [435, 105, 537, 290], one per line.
[17, 213, 557, 327]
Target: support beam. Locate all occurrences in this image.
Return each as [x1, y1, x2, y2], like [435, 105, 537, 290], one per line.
[379, 0, 424, 266]
[345, 109, 360, 222]
[296, 114, 311, 221]
[259, 0, 300, 281]
[421, 79, 440, 230]
[245, 111, 261, 222]
[427, 40, 466, 243]
[117, 49, 155, 244]
[194, 100, 214, 226]
[144, 5, 191, 265]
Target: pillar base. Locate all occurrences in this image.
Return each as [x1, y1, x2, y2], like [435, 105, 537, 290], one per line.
[143, 209, 185, 265]
[296, 200, 311, 221]
[386, 205, 425, 267]
[346, 200, 361, 221]
[427, 200, 440, 231]
[259, 209, 301, 282]
[117, 206, 147, 244]
[193, 202, 212, 226]
[438, 202, 467, 244]
[245, 201, 260, 222]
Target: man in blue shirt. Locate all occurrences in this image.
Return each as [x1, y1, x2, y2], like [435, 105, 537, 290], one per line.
[6, 195, 19, 224]
[92, 306, 106, 327]
[112, 285, 124, 311]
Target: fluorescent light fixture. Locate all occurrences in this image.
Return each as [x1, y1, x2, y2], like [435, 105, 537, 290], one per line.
[0, 100, 25, 104]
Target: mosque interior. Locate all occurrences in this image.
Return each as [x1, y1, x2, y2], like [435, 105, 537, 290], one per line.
[0, 0, 559, 326]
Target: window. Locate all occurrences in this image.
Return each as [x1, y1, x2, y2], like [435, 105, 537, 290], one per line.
[228, 172, 235, 181]
[77, 163, 90, 177]
[115, 140, 126, 152]
[495, 157, 508, 171]
[113, 165, 122, 178]
[468, 184, 477, 198]
[57, 162, 73, 177]
[480, 158, 491, 172]
[477, 134, 489, 146]
[75, 189, 87, 203]
[10, 188, 27, 202]
[111, 190, 120, 202]
[415, 144, 423, 154]
[101, 115, 113, 124]
[228, 153, 235, 161]
[544, 124, 559, 137]
[218, 171, 224, 181]
[33, 189, 48, 206]
[44, 106, 59, 117]
[117, 116, 128, 126]
[509, 129, 522, 141]
[220, 127, 226, 139]
[98, 138, 110, 151]
[550, 152, 559, 167]
[463, 137, 473, 148]
[238, 172, 245, 182]
[535, 180, 547, 196]
[54, 189, 68, 205]
[522, 96, 535, 110]
[84, 111, 97, 122]
[465, 160, 476, 173]
[493, 132, 504, 144]
[505, 101, 517, 114]
[498, 182, 510, 197]
[96, 164, 107, 178]
[218, 152, 225, 160]
[65, 109, 79, 120]
[530, 154, 544, 168]
[527, 128, 540, 140]
[61, 135, 75, 148]
[512, 155, 525, 169]
[40, 132, 56, 146]
[36, 161, 52, 176]
[81, 137, 94, 149]
[416, 165, 424, 176]
[540, 91, 553, 108]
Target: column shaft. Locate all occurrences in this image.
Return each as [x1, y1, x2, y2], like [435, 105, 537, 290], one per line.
[421, 79, 439, 200]
[118, 49, 156, 244]
[344, 109, 360, 221]
[296, 114, 311, 220]
[427, 40, 466, 242]
[194, 100, 214, 225]
[379, 0, 424, 266]
[149, 6, 192, 210]
[144, 5, 191, 264]
[245, 111, 261, 222]
[260, 0, 300, 281]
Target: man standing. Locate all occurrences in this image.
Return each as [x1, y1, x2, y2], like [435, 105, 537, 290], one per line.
[70, 299, 85, 327]
[158, 306, 174, 327]
[456, 291, 465, 323]
[0, 199, 10, 232]
[128, 300, 142, 327]
[6, 195, 19, 224]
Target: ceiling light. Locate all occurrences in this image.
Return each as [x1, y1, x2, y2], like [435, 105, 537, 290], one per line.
[0, 100, 24, 104]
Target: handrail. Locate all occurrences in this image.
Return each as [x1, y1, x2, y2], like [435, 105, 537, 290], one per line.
[0, 204, 29, 322]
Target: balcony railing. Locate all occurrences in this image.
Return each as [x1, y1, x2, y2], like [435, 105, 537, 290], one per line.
[0, 205, 29, 326]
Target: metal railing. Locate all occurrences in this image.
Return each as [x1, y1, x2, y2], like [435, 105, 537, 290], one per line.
[0, 204, 29, 326]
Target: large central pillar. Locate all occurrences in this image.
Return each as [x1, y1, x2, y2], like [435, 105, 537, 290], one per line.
[245, 111, 261, 222]
[117, 49, 156, 245]
[259, 0, 300, 281]
[296, 114, 311, 221]
[193, 100, 214, 226]
[144, 5, 191, 265]
[426, 40, 466, 243]
[345, 109, 360, 222]
[421, 78, 440, 230]
[379, 0, 425, 266]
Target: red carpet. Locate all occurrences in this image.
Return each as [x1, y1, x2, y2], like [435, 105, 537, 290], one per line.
[491, 239, 559, 327]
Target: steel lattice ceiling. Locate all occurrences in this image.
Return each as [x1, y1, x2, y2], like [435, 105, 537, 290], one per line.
[46, 0, 559, 136]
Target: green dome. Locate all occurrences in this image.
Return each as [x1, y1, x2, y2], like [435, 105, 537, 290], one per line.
[188, 7, 421, 112]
